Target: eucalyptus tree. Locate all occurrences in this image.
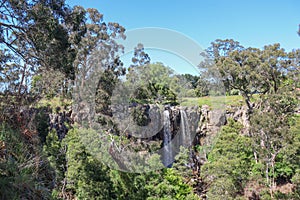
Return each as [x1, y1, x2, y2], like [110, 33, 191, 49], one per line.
[0, 0, 79, 113]
[0, 0, 75, 82]
[68, 6, 126, 128]
[205, 40, 292, 112]
[250, 89, 298, 197]
[259, 43, 290, 94]
[129, 43, 151, 69]
[288, 49, 300, 88]
[216, 47, 263, 111]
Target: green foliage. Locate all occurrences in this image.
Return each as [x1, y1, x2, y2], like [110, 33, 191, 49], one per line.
[131, 104, 151, 126]
[274, 153, 294, 180]
[95, 68, 124, 116]
[31, 69, 67, 99]
[110, 170, 154, 200]
[35, 107, 51, 143]
[127, 62, 175, 88]
[291, 169, 300, 198]
[205, 177, 237, 200]
[126, 62, 190, 105]
[173, 146, 193, 179]
[130, 82, 178, 105]
[145, 168, 197, 200]
[0, 124, 54, 199]
[195, 76, 210, 97]
[1, 0, 299, 199]
[274, 191, 295, 200]
[37, 97, 72, 111]
[130, 43, 151, 68]
[0, 0, 77, 104]
[180, 74, 199, 89]
[250, 90, 298, 190]
[43, 129, 66, 191]
[276, 115, 300, 181]
[109, 149, 198, 200]
[205, 40, 292, 111]
[201, 119, 254, 199]
[64, 128, 115, 199]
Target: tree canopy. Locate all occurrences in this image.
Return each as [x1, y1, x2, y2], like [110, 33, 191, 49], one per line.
[0, 1, 299, 199]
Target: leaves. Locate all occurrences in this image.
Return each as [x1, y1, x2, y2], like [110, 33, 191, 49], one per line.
[201, 120, 254, 199]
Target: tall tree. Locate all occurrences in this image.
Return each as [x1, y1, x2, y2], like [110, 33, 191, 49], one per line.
[250, 89, 298, 197]
[206, 39, 243, 58]
[288, 49, 300, 88]
[129, 43, 150, 69]
[70, 6, 126, 127]
[205, 40, 291, 112]
[0, 0, 79, 119]
[0, 0, 75, 76]
[214, 45, 262, 111]
[260, 43, 289, 94]
[126, 62, 179, 104]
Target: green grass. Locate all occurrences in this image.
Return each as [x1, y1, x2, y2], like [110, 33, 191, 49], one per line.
[180, 95, 247, 108]
[37, 95, 261, 110]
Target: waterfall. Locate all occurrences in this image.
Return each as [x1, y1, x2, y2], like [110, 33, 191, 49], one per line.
[180, 110, 191, 147]
[163, 110, 172, 166]
[162, 109, 192, 167]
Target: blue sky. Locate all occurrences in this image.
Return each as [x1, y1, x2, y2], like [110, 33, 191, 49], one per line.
[66, 0, 300, 74]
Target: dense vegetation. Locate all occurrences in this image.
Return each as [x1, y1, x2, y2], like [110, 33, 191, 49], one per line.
[0, 0, 299, 199]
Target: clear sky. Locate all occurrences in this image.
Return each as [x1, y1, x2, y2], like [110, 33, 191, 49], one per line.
[66, 0, 300, 74]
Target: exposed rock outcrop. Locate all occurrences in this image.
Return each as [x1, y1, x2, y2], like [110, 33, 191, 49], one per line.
[49, 107, 73, 140]
[226, 105, 250, 134]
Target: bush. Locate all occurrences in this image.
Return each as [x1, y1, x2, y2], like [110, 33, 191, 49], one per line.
[0, 124, 54, 199]
[186, 89, 197, 97]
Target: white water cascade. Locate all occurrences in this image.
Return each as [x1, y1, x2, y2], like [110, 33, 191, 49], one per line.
[163, 110, 172, 166]
[180, 109, 191, 147]
[162, 109, 193, 167]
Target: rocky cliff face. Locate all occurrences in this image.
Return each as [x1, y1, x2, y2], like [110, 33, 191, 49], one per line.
[194, 105, 249, 147]
[61, 103, 250, 169]
[49, 109, 73, 140]
[69, 102, 249, 151]
[226, 105, 250, 132]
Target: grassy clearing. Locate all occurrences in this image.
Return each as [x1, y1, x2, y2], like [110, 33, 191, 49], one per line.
[180, 95, 246, 108]
[37, 95, 261, 110]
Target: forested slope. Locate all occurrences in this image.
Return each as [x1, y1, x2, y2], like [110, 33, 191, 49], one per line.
[0, 0, 299, 199]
